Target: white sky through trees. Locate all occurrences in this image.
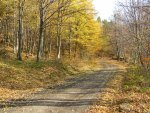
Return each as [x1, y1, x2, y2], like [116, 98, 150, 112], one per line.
[93, 0, 117, 20]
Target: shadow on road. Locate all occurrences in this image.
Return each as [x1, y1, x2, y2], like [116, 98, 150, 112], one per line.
[0, 98, 98, 108]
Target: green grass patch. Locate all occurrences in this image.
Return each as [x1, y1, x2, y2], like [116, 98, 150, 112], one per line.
[123, 66, 150, 93]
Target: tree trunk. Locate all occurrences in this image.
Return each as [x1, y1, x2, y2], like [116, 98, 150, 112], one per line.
[56, 2, 62, 60]
[69, 25, 72, 59]
[17, 0, 24, 61]
[37, 3, 44, 62]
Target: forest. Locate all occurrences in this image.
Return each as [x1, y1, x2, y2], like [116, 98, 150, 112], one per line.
[0, 0, 149, 68]
[0, 0, 149, 113]
[0, 0, 103, 61]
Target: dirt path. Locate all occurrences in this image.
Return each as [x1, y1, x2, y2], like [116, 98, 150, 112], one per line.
[0, 60, 125, 113]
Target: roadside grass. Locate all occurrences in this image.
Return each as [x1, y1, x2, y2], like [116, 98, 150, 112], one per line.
[123, 66, 150, 94]
[89, 63, 150, 113]
[119, 66, 150, 113]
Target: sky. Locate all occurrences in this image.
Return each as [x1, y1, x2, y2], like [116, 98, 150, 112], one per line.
[93, 0, 117, 20]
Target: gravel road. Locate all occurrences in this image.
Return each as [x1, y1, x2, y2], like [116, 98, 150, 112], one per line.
[0, 60, 124, 113]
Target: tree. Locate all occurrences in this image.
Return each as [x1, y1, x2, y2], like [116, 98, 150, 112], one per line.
[107, 0, 150, 70]
[0, 0, 103, 63]
[17, 0, 25, 60]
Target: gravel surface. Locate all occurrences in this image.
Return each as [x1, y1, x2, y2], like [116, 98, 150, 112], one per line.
[0, 60, 124, 113]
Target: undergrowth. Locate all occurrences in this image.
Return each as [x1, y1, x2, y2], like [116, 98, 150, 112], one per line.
[123, 66, 150, 93]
